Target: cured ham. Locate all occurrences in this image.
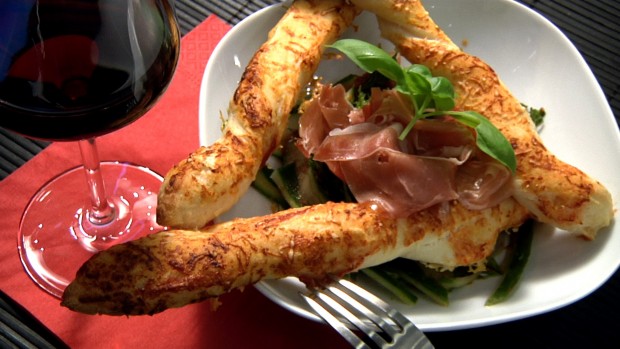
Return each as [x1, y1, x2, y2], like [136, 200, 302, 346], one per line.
[298, 83, 513, 217]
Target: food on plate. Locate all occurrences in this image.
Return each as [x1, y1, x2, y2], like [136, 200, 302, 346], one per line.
[156, 0, 357, 229]
[296, 39, 518, 218]
[61, 0, 613, 315]
[357, 0, 612, 239]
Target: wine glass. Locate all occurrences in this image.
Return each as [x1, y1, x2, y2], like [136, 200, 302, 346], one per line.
[0, 0, 180, 298]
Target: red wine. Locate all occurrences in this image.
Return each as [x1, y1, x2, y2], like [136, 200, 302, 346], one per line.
[0, 0, 180, 141]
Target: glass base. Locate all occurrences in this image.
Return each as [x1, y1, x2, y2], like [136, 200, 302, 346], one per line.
[17, 161, 166, 299]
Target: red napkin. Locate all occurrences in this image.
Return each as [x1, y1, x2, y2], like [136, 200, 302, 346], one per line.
[0, 15, 347, 349]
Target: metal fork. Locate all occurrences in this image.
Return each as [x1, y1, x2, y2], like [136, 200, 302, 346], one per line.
[300, 278, 434, 349]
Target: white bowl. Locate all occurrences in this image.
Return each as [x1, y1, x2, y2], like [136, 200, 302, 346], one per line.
[199, 0, 620, 331]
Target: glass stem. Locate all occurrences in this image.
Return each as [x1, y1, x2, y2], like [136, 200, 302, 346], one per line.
[78, 138, 115, 225]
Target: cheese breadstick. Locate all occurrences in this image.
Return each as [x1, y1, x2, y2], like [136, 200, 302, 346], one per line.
[156, 0, 358, 229]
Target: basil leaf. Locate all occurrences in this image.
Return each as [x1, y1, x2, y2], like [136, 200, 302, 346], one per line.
[429, 76, 456, 111]
[328, 39, 517, 173]
[405, 69, 432, 95]
[407, 64, 432, 78]
[446, 111, 517, 173]
[328, 39, 404, 85]
[402, 70, 429, 110]
[406, 65, 455, 111]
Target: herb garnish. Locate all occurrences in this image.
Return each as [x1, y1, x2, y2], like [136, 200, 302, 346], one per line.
[328, 39, 517, 173]
[522, 103, 546, 127]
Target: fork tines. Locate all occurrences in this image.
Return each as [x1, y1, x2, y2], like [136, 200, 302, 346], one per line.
[301, 278, 434, 349]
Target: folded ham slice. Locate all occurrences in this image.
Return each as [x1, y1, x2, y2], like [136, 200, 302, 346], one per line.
[298, 84, 513, 217]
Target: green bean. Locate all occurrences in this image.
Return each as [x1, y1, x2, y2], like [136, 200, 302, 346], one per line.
[360, 267, 418, 305]
[387, 260, 450, 307]
[439, 273, 479, 290]
[251, 167, 288, 208]
[486, 219, 535, 306]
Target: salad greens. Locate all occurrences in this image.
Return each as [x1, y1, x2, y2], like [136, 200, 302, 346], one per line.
[252, 105, 536, 307]
[523, 103, 546, 127]
[352, 221, 535, 307]
[328, 39, 517, 173]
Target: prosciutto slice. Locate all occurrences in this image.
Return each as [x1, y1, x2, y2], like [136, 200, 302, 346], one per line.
[298, 83, 513, 217]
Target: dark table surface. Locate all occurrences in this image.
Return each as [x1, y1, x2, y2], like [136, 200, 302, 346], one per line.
[1, 1, 619, 348]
